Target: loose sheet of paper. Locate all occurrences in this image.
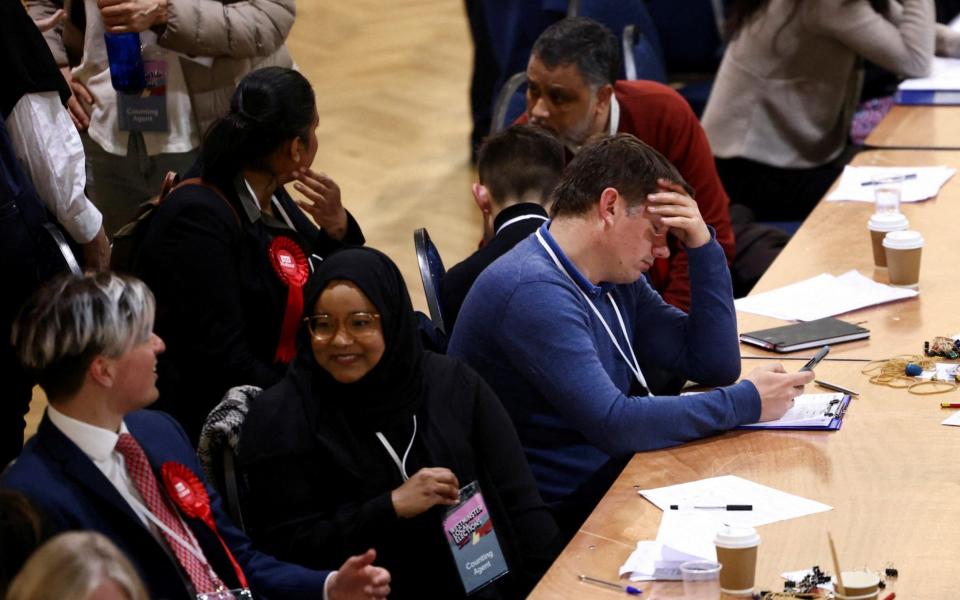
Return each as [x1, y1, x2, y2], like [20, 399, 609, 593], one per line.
[739, 393, 845, 429]
[942, 411, 960, 427]
[734, 270, 918, 321]
[825, 166, 955, 203]
[919, 363, 959, 382]
[638, 475, 833, 528]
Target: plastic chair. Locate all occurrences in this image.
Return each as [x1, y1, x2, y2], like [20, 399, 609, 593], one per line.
[622, 23, 667, 83]
[490, 71, 528, 134]
[413, 228, 447, 334]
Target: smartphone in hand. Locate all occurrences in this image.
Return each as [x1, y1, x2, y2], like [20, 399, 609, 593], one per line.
[800, 345, 830, 372]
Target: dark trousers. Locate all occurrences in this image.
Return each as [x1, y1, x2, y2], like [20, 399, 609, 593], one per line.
[716, 156, 845, 222]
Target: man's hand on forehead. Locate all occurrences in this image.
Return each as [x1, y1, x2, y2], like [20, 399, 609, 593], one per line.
[644, 179, 711, 249]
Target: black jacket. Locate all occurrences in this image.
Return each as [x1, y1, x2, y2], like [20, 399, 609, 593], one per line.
[137, 172, 363, 443]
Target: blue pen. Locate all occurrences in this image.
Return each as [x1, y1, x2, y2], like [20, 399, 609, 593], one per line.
[579, 574, 643, 595]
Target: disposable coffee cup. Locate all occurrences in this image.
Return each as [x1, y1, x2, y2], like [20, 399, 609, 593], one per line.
[883, 230, 923, 288]
[868, 212, 909, 267]
[714, 525, 760, 597]
[835, 571, 880, 599]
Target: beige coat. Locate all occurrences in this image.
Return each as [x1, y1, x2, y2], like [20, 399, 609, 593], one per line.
[702, 0, 934, 169]
[29, 0, 295, 136]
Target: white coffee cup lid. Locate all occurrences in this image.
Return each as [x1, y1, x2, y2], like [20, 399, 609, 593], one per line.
[882, 229, 924, 250]
[868, 212, 909, 232]
[714, 525, 760, 548]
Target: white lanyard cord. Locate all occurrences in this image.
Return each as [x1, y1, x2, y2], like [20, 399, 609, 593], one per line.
[125, 494, 211, 567]
[535, 230, 648, 391]
[495, 213, 549, 236]
[375, 415, 418, 481]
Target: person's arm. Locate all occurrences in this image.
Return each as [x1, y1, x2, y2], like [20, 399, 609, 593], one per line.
[25, 0, 68, 66]
[464, 363, 560, 595]
[5, 92, 108, 268]
[156, 0, 295, 58]
[935, 23, 960, 57]
[809, 0, 934, 78]
[497, 280, 760, 457]
[144, 200, 281, 388]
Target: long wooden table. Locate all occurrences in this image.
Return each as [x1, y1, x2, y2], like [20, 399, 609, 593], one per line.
[529, 149, 960, 598]
[865, 105, 960, 149]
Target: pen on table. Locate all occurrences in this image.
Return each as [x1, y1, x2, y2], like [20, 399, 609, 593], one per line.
[578, 574, 642, 595]
[941, 402, 960, 409]
[860, 173, 917, 186]
[815, 380, 860, 396]
[882, 593, 896, 600]
[669, 504, 753, 511]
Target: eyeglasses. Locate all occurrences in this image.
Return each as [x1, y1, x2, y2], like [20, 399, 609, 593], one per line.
[304, 312, 381, 341]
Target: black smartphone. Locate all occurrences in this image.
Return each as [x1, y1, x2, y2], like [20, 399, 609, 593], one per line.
[800, 345, 830, 372]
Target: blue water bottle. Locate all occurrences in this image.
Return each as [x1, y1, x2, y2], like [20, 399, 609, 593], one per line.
[104, 32, 146, 93]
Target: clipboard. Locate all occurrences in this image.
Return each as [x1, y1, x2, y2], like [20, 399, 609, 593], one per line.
[737, 394, 851, 431]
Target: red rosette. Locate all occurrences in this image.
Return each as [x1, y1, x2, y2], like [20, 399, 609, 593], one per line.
[162, 462, 248, 588]
[268, 236, 310, 363]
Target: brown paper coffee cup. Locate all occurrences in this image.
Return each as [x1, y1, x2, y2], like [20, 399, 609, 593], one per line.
[714, 526, 760, 597]
[883, 230, 924, 288]
[868, 213, 908, 268]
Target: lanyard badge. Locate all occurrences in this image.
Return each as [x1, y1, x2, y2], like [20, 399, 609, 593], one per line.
[442, 481, 509, 595]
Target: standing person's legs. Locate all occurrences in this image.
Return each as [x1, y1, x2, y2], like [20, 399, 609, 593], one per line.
[83, 132, 197, 237]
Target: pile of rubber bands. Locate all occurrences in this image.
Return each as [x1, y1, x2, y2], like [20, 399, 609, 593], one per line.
[862, 355, 958, 395]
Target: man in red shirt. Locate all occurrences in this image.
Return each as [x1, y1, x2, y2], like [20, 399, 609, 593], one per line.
[517, 17, 735, 311]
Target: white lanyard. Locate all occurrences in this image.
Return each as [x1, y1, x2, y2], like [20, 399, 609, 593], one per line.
[125, 493, 212, 568]
[375, 415, 418, 481]
[535, 230, 648, 391]
[495, 213, 548, 236]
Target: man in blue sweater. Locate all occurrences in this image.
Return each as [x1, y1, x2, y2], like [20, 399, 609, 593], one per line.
[448, 134, 813, 536]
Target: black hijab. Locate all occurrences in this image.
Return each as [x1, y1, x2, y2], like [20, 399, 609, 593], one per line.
[299, 247, 425, 432]
[0, 2, 71, 118]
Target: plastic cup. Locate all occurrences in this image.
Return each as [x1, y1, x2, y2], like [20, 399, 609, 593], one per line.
[680, 560, 721, 600]
[714, 525, 760, 597]
[883, 230, 923, 288]
[867, 212, 909, 267]
[874, 187, 901, 214]
[835, 571, 881, 599]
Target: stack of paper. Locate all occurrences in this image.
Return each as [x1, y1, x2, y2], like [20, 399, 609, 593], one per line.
[825, 166, 955, 203]
[734, 270, 918, 321]
[620, 476, 833, 581]
[739, 393, 847, 430]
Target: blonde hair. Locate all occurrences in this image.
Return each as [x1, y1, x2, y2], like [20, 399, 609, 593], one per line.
[7, 531, 148, 600]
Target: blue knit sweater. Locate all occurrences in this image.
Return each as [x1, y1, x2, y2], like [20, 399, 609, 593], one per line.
[448, 223, 760, 503]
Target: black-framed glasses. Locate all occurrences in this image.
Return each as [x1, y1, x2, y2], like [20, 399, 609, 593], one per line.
[304, 312, 381, 341]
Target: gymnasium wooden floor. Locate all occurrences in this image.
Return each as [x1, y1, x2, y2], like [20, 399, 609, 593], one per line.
[23, 0, 481, 440]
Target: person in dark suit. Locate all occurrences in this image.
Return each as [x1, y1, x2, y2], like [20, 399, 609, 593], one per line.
[135, 67, 365, 443]
[1, 272, 390, 600]
[440, 125, 564, 332]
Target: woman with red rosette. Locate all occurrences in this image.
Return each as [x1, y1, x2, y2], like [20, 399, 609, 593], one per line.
[136, 67, 364, 444]
[237, 248, 561, 600]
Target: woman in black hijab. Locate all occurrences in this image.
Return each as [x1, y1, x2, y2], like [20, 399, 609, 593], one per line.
[238, 247, 559, 599]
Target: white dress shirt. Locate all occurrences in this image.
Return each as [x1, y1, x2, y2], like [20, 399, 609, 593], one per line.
[6, 91, 103, 243]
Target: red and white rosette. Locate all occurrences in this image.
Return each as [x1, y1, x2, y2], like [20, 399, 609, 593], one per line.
[268, 236, 309, 363]
[161, 462, 249, 589]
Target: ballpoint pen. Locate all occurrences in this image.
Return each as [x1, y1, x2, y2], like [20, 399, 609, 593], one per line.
[669, 504, 753, 511]
[860, 173, 917, 186]
[815, 380, 860, 396]
[579, 575, 643, 595]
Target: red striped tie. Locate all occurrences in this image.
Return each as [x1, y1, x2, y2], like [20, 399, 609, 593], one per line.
[115, 433, 221, 595]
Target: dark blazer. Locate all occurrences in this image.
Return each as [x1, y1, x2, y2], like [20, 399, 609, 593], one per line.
[0, 410, 330, 600]
[136, 171, 365, 443]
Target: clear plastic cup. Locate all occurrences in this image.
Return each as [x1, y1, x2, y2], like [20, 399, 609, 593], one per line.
[681, 560, 721, 600]
[874, 187, 901, 214]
